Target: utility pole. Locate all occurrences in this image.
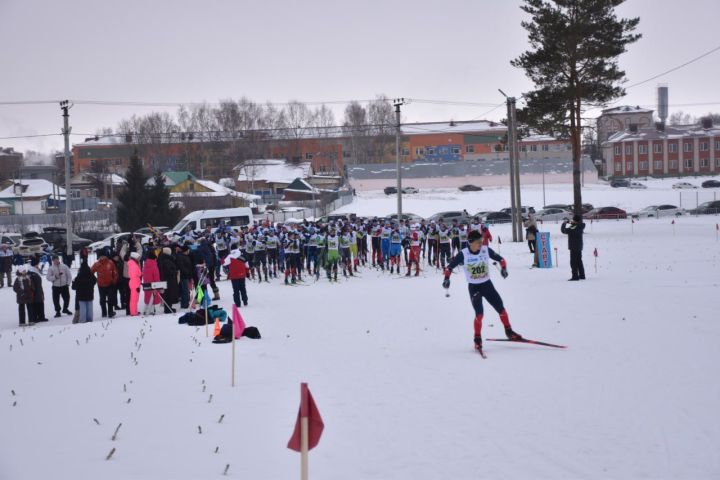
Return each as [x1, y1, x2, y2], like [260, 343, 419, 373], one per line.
[510, 97, 523, 241]
[500, 91, 518, 241]
[60, 100, 73, 259]
[393, 98, 405, 223]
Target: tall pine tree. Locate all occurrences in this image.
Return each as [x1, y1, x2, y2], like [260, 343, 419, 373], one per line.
[147, 170, 181, 229]
[117, 151, 149, 231]
[511, 0, 640, 214]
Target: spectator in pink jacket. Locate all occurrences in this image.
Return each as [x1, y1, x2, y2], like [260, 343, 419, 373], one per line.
[127, 252, 142, 316]
[142, 251, 162, 313]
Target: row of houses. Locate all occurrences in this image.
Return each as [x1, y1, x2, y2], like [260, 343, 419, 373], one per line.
[0, 160, 340, 214]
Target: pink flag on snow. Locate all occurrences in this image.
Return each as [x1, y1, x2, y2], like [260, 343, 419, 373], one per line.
[232, 304, 246, 339]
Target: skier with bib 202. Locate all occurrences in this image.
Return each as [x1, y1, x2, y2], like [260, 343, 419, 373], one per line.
[442, 228, 523, 355]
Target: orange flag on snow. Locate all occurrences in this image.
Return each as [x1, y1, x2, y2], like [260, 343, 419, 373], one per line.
[231, 304, 246, 339]
[287, 383, 324, 452]
[213, 319, 221, 337]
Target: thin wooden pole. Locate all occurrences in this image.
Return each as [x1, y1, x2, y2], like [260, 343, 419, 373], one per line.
[300, 383, 309, 480]
[205, 287, 209, 338]
[301, 417, 309, 480]
[231, 329, 236, 387]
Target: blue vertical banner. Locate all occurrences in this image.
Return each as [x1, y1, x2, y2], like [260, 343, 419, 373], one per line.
[537, 231, 553, 268]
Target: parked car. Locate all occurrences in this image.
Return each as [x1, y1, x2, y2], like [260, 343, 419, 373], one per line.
[15, 232, 49, 257]
[628, 182, 647, 189]
[402, 186, 419, 194]
[427, 211, 472, 224]
[88, 232, 150, 253]
[701, 179, 720, 188]
[41, 227, 93, 251]
[386, 213, 424, 223]
[482, 211, 513, 224]
[535, 207, 572, 222]
[500, 206, 535, 219]
[459, 184, 483, 192]
[543, 204, 572, 211]
[383, 186, 398, 195]
[631, 205, 682, 219]
[1, 233, 22, 249]
[672, 182, 698, 189]
[134, 226, 169, 236]
[688, 200, 720, 215]
[542, 203, 593, 213]
[583, 207, 628, 220]
[610, 179, 631, 188]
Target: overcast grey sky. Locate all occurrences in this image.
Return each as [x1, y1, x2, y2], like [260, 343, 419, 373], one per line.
[1, 0, 719, 154]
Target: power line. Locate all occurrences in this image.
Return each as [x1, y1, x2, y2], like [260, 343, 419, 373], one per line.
[471, 103, 505, 120]
[0, 133, 62, 140]
[625, 44, 720, 89]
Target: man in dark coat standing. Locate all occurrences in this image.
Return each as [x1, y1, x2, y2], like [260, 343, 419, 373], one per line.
[561, 214, 586, 281]
[158, 247, 179, 313]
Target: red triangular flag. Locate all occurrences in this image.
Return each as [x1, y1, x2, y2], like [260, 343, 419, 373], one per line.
[232, 305, 246, 339]
[593, 248, 598, 257]
[716, 223, 719, 231]
[287, 383, 324, 452]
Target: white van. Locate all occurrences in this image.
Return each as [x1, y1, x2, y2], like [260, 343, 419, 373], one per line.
[170, 208, 254, 234]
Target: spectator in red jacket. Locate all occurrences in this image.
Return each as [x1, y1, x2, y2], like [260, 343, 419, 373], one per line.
[91, 248, 119, 318]
[223, 245, 248, 307]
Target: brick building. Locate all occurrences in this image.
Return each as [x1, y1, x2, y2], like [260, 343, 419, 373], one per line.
[0, 147, 23, 181]
[72, 120, 572, 181]
[601, 120, 720, 178]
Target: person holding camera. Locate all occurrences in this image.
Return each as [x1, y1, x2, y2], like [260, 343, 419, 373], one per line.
[46, 255, 72, 317]
[561, 214, 586, 281]
[442, 228, 523, 355]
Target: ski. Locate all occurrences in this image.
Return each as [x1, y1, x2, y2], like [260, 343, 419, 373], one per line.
[486, 338, 567, 349]
[476, 348, 487, 359]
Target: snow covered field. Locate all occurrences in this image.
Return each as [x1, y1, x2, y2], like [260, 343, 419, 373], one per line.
[2, 182, 720, 479]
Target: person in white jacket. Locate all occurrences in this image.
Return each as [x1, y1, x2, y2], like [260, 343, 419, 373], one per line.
[46, 255, 73, 317]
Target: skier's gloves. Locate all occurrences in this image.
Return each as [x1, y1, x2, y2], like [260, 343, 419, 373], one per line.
[501, 268, 508, 279]
[499, 259, 507, 269]
[442, 278, 450, 289]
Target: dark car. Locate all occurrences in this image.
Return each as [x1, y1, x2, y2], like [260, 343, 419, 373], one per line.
[42, 227, 93, 251]
[583, 207, 627, 220]
[701, 179, 720, 188]
[689, 200, 720, 215]
[459, 184, 483, 192]
[483, 211, 513, 224]
[384, 186, 398, 195]
[610, 179, 631, 188]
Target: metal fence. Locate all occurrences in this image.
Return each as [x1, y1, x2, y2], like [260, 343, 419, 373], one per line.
[0, 210, 117, 235]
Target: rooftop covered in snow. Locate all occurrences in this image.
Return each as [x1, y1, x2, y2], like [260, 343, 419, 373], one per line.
[603, 123, 720, 144]
[234, 159, 313, 184]
[0, 179, 66, 199]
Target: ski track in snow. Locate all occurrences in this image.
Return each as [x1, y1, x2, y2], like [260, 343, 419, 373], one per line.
[1, 182, 720, 479]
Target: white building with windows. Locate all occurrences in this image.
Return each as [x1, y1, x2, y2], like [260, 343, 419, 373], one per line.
[596, 106, 655, 144]
[0, 179, 66, 214]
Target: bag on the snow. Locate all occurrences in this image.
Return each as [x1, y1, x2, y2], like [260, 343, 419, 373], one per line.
[212, 323, 261, 343]
[242, 326, 261, 339]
